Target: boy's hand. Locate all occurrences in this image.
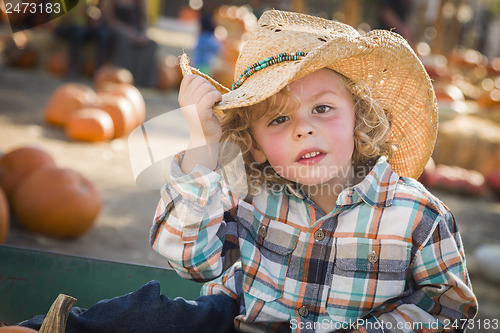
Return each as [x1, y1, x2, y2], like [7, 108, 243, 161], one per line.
[178, 74, 222, 173]
[179, 74, 222, 143]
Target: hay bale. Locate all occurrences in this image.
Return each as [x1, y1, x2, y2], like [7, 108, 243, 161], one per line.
[433, 115, 500, 175]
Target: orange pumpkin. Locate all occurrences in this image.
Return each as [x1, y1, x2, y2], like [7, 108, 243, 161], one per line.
[487, 57, 500, 75]
[221, 39, 241, 67]
[3, 32, 37, 68]
[65, 108, 115, 142]
[83, 58, 97, 78]
[12, 167, 101, 238]
[46, 51, 69, 77]
[212, 64, 235, 91]
[157, 55, 182, 91]
[178, 6, 200, 22]
[433, 83, 465, 103]
[0, 188, 9, 244]
[0, 326, 39, 332]
[97, 83, 146, 126]
[1, 6, 8, 23]
[0, 146, 56, 200]
[44, 83, 96, 127]
[93, 65, 134, 90]
[477, 89, 500, 108]
[86, 93, 136, 138]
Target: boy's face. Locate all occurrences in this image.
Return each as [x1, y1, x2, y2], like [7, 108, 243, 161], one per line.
[250, 68, 356, 187]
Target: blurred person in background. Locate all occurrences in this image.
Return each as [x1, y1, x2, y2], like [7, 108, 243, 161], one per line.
[54, 0, 111, 79]
[102, 0, 158, 87]
[191, 0, 221, 76]
[378, 0, 414, 44]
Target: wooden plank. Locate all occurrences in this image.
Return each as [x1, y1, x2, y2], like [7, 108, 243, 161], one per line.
[0, 245, 202, 325]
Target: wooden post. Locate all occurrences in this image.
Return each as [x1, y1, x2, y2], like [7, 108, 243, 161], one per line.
[445, 0, 465, 56]
[292, 0, 306, 13]
[343, 0, 360, 28]
[147, 0, 162, 24]
[414, 0, 429, 45]
[432, 0, 447, 55]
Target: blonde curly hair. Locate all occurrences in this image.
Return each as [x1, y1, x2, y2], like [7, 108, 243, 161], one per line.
[219, 69, 393, 194]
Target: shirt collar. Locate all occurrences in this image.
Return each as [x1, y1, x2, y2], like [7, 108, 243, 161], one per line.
[285, 184, 305, 200]
[337, 156, 399, 208]
[282, 156, 399, 208]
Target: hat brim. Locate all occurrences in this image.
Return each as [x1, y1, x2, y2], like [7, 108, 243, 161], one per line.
[180, 29, 438, 179]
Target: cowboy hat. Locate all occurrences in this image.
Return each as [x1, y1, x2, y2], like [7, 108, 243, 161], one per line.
[179, 10, 438, 179]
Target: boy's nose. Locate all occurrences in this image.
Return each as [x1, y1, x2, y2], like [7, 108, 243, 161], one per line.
[296, 130, 314, 139]
[294, 122, 315, 139]
[293, 112, 315, 139]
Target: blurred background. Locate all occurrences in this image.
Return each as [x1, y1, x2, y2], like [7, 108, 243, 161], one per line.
[0, 0, 499, 330]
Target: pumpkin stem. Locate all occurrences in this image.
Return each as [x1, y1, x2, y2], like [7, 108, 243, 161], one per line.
[39, 294, 77, 333]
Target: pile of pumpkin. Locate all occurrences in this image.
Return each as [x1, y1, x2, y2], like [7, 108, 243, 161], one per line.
[45, 65, 146, 142]
[418, 157, 500, 198]
[0, 146, 101, 244]
[419, 48, 500, 198]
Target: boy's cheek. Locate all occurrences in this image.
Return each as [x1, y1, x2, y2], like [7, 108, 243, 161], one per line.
[249, 145, 268, 164]
[265, 152, 290, 176]
[250, 137, 287, 165]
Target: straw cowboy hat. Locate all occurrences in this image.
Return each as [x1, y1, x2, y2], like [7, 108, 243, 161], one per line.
[179, 10, 438, 179]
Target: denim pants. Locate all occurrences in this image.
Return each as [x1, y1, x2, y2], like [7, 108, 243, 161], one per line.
[20, 280, 239, 333]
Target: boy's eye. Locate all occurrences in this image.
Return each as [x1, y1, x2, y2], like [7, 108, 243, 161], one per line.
[269, 115, 289, 126]
[312, 105, 332, 114]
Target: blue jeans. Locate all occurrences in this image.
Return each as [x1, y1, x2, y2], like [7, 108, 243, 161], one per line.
[20, 280, 239, 332]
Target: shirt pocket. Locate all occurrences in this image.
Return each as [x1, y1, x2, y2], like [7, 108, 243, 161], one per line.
[239, 217, 300, 302]
[327, 238, 411, 321]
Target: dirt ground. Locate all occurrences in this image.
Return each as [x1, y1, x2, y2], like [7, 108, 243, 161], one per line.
[1, 64, 499, 330]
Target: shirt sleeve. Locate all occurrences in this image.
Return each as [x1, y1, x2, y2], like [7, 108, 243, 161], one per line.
[358, 205, 478, 333]
[150, 151, 241, 282]
[201, 260, 244, 301]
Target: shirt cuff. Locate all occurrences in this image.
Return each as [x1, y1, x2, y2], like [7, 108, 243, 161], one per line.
[169, 151, 222, 205]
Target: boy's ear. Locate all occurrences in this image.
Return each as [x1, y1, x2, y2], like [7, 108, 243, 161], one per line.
[250, 144, 267, 164]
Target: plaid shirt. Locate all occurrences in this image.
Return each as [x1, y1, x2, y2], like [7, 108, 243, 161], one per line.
[151, 154, 477, 333]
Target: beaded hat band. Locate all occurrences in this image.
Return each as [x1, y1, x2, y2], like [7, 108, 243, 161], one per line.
[232, 52, 308, 90]
[179, 10, 438, 179]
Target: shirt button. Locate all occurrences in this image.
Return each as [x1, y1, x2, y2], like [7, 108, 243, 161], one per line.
[314, 229, 325, 241]
[298, 306, 309, 317]
[258, 226, 267, 238]
[368, 251, 379, 264]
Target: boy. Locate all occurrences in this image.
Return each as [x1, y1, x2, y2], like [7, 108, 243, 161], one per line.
[151, 9, 477, 333]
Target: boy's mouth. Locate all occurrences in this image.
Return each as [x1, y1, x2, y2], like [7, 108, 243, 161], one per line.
[296, 149, 326, 164]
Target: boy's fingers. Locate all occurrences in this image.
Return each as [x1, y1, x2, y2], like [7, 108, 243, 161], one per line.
[179, 75, 222, 121]
[213, 90, 223, 102]
[183, 75, 210, 92]
[179, 75, 192, 95]
[179, 75, 204, 100]
[198, 90, 222, 111]
[198, 82, 219, 100]
[191, 83, 219, 106]
[182, 85, 211, 107]
[180, 75, 217, 106]
[180, 74, 198, 89]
